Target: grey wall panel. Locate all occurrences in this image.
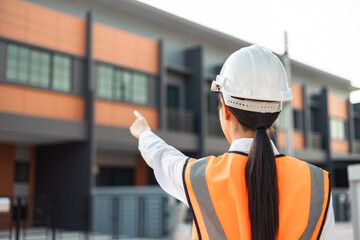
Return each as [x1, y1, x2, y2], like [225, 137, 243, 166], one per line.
[72, 58, 85, 95]
[0, 112, 86, 142]
[96, 125, 198, 153]
[96, 125, 138, 152]
[0, 42, 6, 82]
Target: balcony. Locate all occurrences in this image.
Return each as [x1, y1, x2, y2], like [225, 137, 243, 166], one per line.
[206, 114, 223, 137]
[166, 108, 194, 133]
[309, 132, 323, 149]
[353, 139, 360, 154]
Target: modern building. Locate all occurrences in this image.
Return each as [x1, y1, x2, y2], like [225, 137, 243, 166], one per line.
[0, 0, 359, 228]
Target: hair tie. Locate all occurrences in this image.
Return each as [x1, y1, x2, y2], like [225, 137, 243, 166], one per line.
[254, 125, 267, 131]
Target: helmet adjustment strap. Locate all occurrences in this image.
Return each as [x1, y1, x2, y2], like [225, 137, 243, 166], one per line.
[222, 93, 282, 113]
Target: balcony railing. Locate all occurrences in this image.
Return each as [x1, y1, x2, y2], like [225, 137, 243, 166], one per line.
[166, 108, 194, 133]
[353, 139, 360, 154]
[206, 114, 223, 137]
[309, 132, 323, 149]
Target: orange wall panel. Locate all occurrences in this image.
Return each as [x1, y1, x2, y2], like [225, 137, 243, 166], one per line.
[276, 130, 286, 148]
[293, 131, 305, 150]
[330, 140, 349, 154]
[0, 0, 85, 56]
[328, 94, 348, 119]
[96, 100, 158, 129]
[276, 130, 304, 150]
[93, 23, 158, 74]
[0, 84, 84, 121]
[0, 144, 15, 196]
[290, 83, 303, 109]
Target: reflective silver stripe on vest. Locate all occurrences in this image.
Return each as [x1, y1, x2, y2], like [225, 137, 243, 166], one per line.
[299, 163, 325, 240]
[190, 157, 227, 240]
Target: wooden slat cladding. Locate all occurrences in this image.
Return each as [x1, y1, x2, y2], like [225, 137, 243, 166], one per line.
[0, 84, 84, 121]
[95, 100, 158, 129]
[0, 0, 85, 56]
[93, 23, 158, 74]
[328, 94, 348, 119]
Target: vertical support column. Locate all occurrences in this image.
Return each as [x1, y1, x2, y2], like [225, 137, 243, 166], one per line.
[85, 11, 95, 239]
[319, 88, 333, 179]
[158, 39, 167, 130]
[185, 46, 205, 157]
[302, 85, 311, 148]
[348, 164, 360, 240]
[85, 10, 96, 188]
[282, 32, 294, 156]
[348, 99, 355, 153]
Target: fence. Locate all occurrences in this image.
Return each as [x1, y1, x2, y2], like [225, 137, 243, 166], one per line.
[0, 187, 170, 240]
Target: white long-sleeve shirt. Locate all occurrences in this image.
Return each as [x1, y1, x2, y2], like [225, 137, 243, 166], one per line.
[138, 130, 335, 239]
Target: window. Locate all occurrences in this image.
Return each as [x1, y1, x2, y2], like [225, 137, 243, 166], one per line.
[330, 117, 346, 140]
[96, 167, 134, 186]
[53, 54, 71, 92]
[97, 64, 150, 105]
[167, 85, 180, 109]
[14, 162, 29, 183]
[133, 73, 148, 105]
[29, 50, 50, 88]
[293, 109, 304, 131]
[6, 43, 72, 92]
[97, 64, 113, 99]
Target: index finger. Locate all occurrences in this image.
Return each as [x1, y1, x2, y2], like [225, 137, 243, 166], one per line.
[134, 110, 144, 119]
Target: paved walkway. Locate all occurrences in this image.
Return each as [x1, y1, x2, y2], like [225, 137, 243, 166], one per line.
[335, 222, 354, 240]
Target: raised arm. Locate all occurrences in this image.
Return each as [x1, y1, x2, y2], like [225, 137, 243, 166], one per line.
[130, 111, 188, 205]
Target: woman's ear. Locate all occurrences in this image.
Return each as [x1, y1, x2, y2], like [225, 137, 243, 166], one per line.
[220, 98, 231, 120]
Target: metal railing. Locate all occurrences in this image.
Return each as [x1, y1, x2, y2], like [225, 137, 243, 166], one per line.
[353, 139, 360, 154]
[166, 108, 194, 133]
[206, 114, 223, 137]
[309, 132, 323, 149]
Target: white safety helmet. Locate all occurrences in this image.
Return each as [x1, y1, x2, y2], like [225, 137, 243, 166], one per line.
[211, 45, 293, 113]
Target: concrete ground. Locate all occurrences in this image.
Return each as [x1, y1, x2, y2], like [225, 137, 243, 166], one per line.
[335, 222, 354, 240]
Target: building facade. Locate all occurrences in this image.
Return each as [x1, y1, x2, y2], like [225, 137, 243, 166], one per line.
[0, 0, 359, 211]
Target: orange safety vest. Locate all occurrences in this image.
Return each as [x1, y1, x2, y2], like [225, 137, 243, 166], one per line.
[182, 151, 331, 240]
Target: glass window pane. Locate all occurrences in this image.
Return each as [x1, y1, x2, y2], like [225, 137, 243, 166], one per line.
[113, 70, 124, 101]
[123, 71, 133, 102]
[6, 44, 28, 83]
[29, 50, 50, 88]
[97, 65, 113, 99]
[133, 73, 148, 105]
[52, 54, 72, 92]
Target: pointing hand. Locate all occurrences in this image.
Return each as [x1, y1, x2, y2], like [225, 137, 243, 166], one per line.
[130, 110, 151, 139]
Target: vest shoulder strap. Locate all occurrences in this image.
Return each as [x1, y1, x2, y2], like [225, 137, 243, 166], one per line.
[301, 163, 331, 240]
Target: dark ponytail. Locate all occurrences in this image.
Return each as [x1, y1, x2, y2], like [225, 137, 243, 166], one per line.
[219, 94, 280, 240]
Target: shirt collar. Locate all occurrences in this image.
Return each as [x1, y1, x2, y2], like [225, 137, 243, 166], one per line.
[229, 138, 280, 155]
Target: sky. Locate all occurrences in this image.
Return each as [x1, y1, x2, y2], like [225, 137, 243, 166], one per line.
[138, 0, 360, 103]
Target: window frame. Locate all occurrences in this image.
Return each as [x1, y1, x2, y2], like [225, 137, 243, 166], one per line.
[4, 41, 74, 93]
